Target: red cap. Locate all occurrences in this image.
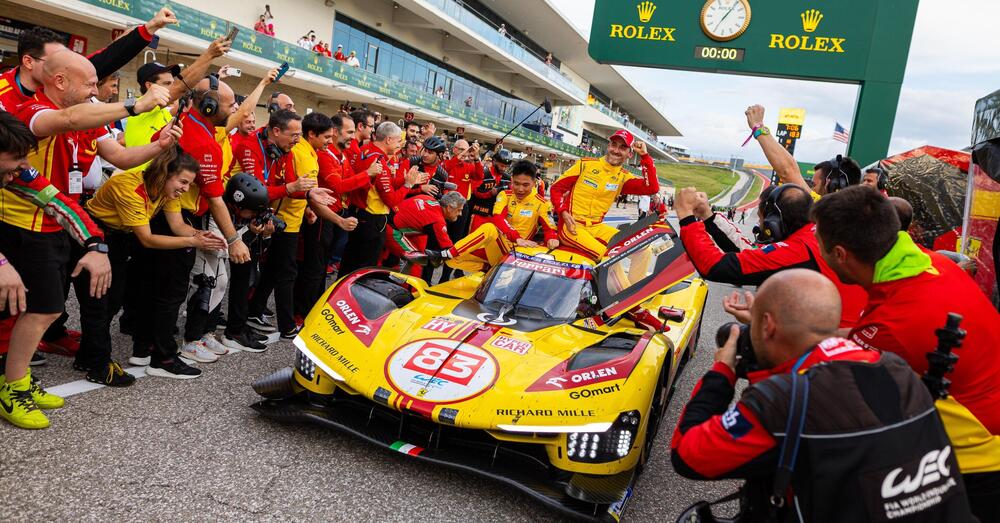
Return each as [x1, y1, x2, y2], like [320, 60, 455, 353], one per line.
[608, 129, 635, 147]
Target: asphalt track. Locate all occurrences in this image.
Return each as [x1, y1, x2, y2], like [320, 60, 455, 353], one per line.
[1, 208, 752, 522]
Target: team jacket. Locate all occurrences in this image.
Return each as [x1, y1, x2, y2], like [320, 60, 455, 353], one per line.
[391, 195, 453, 250]
[679, 218, 867, 328]
[398, 156, 448, 198]
[0, 25, 153, 112]
[671, 338, 971, 522]
[492, 189, 556, 242]
[3, 167, 103, 245]
[469, 165, 509, 216]
[550, 154, 658, 224]
[704, 212, 752, 252]
[347, 143, 406, 215]
[442, 156, 484, 199]
[318, 145, 369, 214]
[849, 233, 1000, 473]
[232, 128, 292, 202]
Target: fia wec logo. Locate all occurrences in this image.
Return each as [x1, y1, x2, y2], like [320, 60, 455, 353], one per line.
[880, 446, 952, 499]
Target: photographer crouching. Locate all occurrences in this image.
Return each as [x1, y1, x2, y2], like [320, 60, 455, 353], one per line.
[670, 269, 973, 522]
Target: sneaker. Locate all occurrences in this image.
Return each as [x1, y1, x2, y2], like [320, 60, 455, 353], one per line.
[280, 325, 303, 340]
[85, 362, 136, 387]
[262, 308, 276, 319]
[129, 343, 152, 366]
[200, 334, 229, 356]
[29, 352, 47, 366]
[37, 330, 81, 356]
[180, 340, 219, 363]
[248, 315, 277, 333]
[0, 374, 49, 429]
[28, 374, 64, 409]
[146, 359, 202, 380]
[221, 332, 267, 353]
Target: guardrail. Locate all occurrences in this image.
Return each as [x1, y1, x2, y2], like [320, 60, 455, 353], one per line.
[421, 0, 587, 101]
[80, 0, 591, 157]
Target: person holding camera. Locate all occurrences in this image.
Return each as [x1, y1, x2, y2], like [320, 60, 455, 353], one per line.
[671, 269, 972, 522]
[812, 186, 1000, 520]
[468, 148, 513, 234]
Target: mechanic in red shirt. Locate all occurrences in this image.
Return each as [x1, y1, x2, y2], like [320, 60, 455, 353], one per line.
[344, 109, 375, 170]
[339, 121, 425, 275]
[676, 184, 867, 329]
[0, 8, 176, 112]
[811, 186, 1000, 521]
[386, 193, 466, 278]
[671, 269, 971, 521]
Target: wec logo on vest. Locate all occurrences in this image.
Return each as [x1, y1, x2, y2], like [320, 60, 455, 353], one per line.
[880, 446, 952, 499]
[872, 445, 961, 520]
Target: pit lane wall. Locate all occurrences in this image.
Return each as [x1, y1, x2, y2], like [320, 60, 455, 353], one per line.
[965, 89, 1000, 309]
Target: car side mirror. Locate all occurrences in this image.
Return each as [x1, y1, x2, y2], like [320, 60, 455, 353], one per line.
[659, 306, 685, 323]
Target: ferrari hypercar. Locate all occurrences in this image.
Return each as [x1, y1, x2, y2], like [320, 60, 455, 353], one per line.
[251, 218, 708, 521]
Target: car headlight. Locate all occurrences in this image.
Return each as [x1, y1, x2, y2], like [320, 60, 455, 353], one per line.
[295, 349, 316, 381]
[566, 410, 640, 463]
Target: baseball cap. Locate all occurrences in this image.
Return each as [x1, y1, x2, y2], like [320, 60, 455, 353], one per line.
[137, 62, 181, 85]
[337, 44, 343, 48]
[608, 129, 635, 147]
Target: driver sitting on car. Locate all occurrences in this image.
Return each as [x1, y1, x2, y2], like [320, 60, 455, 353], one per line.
[408, 160, 558, 272]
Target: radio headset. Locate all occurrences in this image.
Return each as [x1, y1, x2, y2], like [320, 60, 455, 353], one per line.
[267, 91, 282, 113]
[754, 184, 810, 244]
[871, 166, 889, 191]
[197, 73, 220, 117]
[258, 127, 284, 161]
[824, 154, 851, 194]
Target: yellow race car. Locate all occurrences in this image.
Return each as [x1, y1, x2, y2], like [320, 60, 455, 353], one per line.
[252, 218, 708, 521]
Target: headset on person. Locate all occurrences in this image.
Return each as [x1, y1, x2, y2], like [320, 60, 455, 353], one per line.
[267, 92, 282, 113]
[195, 73, 220, 117]
[754, 184, 810, 244]
[824, 154, 851, 194]
[868, 166, 889, 191]
[257, 127, 285, 162]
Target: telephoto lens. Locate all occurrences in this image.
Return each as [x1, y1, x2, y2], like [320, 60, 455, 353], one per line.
[716, 322, 758, 377]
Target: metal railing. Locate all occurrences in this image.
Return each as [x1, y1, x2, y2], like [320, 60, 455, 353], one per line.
[421, 0, 587, 101]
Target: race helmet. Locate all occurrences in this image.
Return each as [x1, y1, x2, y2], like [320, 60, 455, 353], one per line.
[224, 173, 269, 212]
[423, 136, 447, 154]
[493, 148, 513, 165]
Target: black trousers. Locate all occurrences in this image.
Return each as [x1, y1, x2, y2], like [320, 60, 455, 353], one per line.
[966, 470, 1000, 523]
[225, 245, 256, 339]
[73, 228, 132, 369]
[133, 213, 196, 363]
[249, 230, 299, 333]
[294, 217, 335, 318]
[339, 209, 387, 276]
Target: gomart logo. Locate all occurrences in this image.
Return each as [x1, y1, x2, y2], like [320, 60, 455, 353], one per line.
[609, 1, 676, 42]
[769, 9, 846, 54]
[569, 383, 620, 400]
[386, 340, 499, 403]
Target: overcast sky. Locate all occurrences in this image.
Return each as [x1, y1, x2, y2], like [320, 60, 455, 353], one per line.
[549, 0, 999, 164]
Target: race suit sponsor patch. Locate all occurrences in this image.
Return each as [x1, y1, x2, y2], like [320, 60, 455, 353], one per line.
[720, 406, 753, 439]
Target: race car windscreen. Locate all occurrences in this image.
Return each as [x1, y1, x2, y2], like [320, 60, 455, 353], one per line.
[475, 262, 588, 321]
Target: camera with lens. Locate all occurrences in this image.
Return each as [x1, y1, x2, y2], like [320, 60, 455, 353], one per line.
[191, 272, 217, 313]
[716, 322, 758, 377]
[252, 210, 287, 234]
[496, 177, 511, 192]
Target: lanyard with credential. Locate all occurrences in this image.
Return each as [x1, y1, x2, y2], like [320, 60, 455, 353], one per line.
[257, 135, 273, 181]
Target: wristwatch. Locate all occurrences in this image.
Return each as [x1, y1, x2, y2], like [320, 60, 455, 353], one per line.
[124, 97, 138, 117]
[86, 242, 110, 254]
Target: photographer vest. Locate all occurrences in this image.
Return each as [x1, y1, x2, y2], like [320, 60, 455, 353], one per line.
[741, 351, 972, 522]
[470, 166, 510, 216]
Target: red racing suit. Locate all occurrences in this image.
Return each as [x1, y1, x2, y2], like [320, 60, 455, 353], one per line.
[679, 217, 867, 328]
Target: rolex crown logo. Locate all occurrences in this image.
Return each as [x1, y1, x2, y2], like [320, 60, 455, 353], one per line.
[637, 1, 656, 23]
[209, 20, 217, 30]
[801, 9, 823, 33]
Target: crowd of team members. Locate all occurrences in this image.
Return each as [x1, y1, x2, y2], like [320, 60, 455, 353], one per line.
[0, 9, 660, 431]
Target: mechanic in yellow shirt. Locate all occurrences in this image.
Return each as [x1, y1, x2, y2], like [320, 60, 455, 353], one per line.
[415, 160, 560, 272]
[247, 112, 337, 337]
[549, 130, 658, 260]
[82, 147, 226, 380]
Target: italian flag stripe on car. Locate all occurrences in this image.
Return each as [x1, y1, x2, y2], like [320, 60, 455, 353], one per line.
[390, 441, 424, 456]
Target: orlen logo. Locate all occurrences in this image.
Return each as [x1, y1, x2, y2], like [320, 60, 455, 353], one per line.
[881, 446, 952, 499]
[571, 366, 618, 383]
[335, 300, 360, 325]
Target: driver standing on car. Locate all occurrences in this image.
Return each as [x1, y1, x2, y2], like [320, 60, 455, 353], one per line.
[671, 269, 973, 522]
[549, 130, 658, 260]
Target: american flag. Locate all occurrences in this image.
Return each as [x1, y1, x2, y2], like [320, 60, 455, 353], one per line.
[833, 123, 850, 143]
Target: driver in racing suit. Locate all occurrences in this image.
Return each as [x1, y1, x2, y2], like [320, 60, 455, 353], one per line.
[549, 130, 658, 260]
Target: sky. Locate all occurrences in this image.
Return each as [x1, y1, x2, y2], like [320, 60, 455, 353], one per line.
[549, 0, 1000, 164]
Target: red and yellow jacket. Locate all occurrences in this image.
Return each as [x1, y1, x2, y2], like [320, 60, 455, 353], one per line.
[549, 154, 658, 224]
[492, 189, 556, 242]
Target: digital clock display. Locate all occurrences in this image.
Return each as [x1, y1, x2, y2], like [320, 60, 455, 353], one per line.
[694, 46, 746, 62]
